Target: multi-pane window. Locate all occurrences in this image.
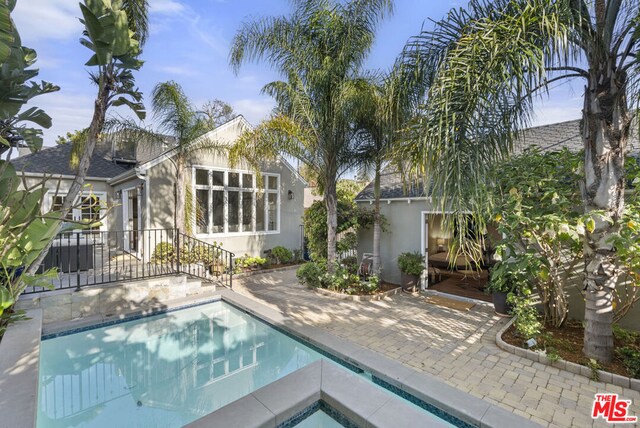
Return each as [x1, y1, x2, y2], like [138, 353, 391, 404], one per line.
[50, 193, 105, 235]
[194, 168, 280, 235]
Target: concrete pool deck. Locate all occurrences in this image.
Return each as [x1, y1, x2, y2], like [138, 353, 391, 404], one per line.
[232, 269, 640, 428]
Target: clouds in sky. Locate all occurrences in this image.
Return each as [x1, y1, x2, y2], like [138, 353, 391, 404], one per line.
[12, 0, 82, 42]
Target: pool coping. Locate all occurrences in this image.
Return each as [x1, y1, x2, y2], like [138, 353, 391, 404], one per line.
[3, 289, 542, 428]
[0, 308, 42, 428]
[184, 359, 453, 428]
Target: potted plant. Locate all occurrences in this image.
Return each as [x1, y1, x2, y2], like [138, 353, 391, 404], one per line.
[486, 258, 520, 316]
[398, 252, 424, 293]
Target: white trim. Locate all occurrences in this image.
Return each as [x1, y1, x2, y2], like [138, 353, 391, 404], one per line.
[122, 186, 142, 255]
[19, 171, 109, 182]
[421, 211, 429, 291]
[356, 196, 432, 203]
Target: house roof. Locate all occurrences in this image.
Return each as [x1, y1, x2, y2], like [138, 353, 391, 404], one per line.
[355, 119, 639, 201]
[10, 142, 130, 179]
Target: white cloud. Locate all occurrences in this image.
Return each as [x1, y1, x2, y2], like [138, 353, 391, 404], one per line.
[32, 92, 95, 147]
[149, 0, 185, 14]
[232, 98, 275, 125]
[157, 65, 199, 77]
[12, 0, 82, 42]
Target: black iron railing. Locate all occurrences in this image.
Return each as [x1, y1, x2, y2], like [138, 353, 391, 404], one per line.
[24, 229, 234, 294]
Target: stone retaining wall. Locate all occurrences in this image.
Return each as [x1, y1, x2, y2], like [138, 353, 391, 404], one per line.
[16, 275, 207, 325]
[496, 317, 640, 392]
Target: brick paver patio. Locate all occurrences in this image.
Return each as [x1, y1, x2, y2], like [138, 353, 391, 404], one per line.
[234, 269, 640, 428]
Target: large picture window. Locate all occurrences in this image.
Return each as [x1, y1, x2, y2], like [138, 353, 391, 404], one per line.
[193, 168, 280, 235]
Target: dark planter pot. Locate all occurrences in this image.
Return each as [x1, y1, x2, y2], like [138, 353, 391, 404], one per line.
[401, 272, 420, 292]
[492, 291, 513, 316]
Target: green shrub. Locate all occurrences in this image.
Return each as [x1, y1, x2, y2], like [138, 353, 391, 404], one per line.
[340, 256, 358, 274]
[397, 252, 424, 276]
[296, 262, 326, 288]
[152, 242, 175, 264]
[616, 346, 640, 378]
[508, 294, 541, 340]
[234, 254, 268, 273]
[271, 246, 293, 264]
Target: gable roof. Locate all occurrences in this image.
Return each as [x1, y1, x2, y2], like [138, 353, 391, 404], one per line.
[355, 119, 640, 201]
[10, 142, 129, 180]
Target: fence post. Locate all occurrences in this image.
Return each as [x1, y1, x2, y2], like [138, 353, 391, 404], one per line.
[229, 254, 233, 290]
[75, 233, 81, 292]
[176, 230, 181, 274]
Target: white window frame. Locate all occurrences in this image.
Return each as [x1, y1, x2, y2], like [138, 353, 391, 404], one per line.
[44, 191, 108, 244]
[192, 166, 280, 238]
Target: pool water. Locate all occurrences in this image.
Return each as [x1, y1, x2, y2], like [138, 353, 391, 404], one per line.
[295, 410, 345, 428]
[37, 301, 457, 428]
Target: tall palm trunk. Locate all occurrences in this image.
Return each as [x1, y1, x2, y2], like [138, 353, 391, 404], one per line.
[325, 178, 338, 273]
[582, 57, 630, 363]
[175, 155, 186, 235]
[372, 160, 381, 274]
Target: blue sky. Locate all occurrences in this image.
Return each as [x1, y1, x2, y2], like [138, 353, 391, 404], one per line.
[13, 0, 584, 147]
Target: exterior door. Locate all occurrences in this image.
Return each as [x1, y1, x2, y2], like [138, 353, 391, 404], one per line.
[122, 188, 140, 253]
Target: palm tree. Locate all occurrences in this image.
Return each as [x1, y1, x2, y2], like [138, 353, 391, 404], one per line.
[229, 0, 393, 270]
[150, 81, 227, 234]
[398, 0, 639, 362]
[353, 71, 410, 274]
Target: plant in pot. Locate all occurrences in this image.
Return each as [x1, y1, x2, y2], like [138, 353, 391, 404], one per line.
[487, 254, 533, 316]
[398, 252, 424, 293]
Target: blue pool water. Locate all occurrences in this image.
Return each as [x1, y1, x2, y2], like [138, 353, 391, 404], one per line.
[37, 301, 459, 427]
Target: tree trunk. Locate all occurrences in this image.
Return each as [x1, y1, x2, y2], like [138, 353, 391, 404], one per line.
[372, 161, 381, 274]
[26, 78, 111, 275]
[175, 155, 186, 235]
[325, 178, 338, 273]
[582, 59, 629, 363]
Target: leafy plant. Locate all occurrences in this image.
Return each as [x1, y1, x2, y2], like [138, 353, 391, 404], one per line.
[508, 293, 541, 340]
[234, 254, 268, 273]
[296, 261, 326, 288]
[151, 242, 175, 264]
[340, 256, 358, 275]
[270, 246, 293, 264]
[616, 347, 640, 379]
[546, 348, 561, 364]
[587, 359, 601, 382]
[397, 252, 424, 276]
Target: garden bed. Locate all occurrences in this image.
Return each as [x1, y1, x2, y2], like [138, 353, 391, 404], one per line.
[498, 318, 640, 390]
[310, 281, 401, 301]
[233, 263, 302, 278]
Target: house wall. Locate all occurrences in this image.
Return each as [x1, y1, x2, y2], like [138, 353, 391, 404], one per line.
[356, 199, 438, 284]
[145, 151, 305, 258]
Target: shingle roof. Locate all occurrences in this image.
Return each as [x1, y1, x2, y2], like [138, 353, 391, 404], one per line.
[355, 119, 640, 201]
[11, 143, 129, 179]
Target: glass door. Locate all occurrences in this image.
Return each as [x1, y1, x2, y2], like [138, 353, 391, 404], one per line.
[123, 188, 140, 254]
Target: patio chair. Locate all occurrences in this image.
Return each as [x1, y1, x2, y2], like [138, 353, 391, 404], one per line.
[358, 253, 374, 278]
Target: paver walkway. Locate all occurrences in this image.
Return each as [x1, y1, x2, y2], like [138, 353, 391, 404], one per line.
[234, 269, 640, 428]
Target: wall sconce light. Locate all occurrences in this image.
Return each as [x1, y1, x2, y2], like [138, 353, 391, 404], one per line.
[288, 190, 294, 200]
[436, 238, 446, 252]
[115, 190, 122, 199]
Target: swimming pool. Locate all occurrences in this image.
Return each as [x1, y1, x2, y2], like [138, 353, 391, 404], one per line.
[37, 300, 459, 427]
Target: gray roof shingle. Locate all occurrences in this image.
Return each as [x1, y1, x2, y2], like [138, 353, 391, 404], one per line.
[11, 143, 130, 179]
[355, 119, 640, 201]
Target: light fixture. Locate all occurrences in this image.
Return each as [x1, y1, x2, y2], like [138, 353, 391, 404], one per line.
[115, 190, 122, 199]
[288, 190, 294, 200]
[436, 238, 445, 252]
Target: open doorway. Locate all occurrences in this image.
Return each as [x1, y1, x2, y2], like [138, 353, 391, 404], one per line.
[421, 211, 491, 302]
[122, 187, 141, 255]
